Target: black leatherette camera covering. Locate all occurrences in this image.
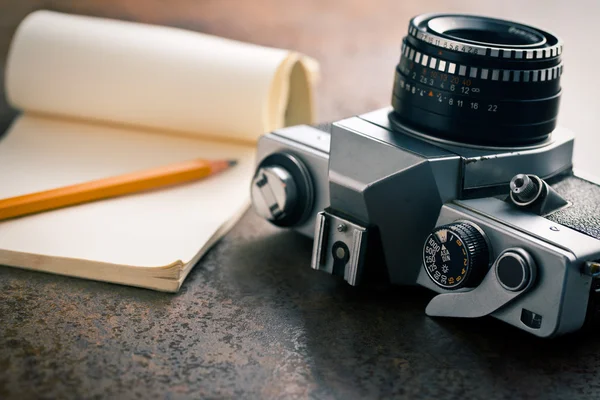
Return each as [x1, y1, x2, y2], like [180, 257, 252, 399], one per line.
[546, 175, 600, 241]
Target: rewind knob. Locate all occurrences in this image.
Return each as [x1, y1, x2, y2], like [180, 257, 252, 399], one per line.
[422, 221, 490, 290]
[250, 152, 314, 227]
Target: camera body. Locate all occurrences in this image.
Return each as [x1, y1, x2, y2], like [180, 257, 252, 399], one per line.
[250, 14, 600, 337]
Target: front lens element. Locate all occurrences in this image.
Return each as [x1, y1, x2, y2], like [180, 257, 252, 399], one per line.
[391, 14, 563, 146]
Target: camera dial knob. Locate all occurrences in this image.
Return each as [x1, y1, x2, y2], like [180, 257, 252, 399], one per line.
[250, 152, 314, 227]
[251, 166, 298, 222]
[422, 221, 490, 290]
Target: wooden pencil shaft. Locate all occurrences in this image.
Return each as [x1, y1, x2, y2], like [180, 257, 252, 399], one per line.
[0, 159, 229, 221]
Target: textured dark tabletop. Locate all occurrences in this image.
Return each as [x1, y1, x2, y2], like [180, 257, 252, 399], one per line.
[2, 211, 600, 399]
[3, 1, 600, 399]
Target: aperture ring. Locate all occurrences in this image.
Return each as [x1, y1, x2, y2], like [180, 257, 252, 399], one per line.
[401, 42, 563, 83]
[409, 14, 563, 61]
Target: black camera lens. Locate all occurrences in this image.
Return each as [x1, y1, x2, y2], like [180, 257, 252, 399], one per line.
[390, 14, 563, 146]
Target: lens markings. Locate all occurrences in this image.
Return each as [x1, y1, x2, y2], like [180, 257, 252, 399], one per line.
[408, 21, 563, 60]
[395, 13, 563, 145]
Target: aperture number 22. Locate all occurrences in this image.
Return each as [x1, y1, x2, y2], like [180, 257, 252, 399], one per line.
[488, 104, 498, 112]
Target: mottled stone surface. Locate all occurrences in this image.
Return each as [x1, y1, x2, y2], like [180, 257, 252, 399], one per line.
[3, 0, 600, 398]
[2, 211, 600, 399]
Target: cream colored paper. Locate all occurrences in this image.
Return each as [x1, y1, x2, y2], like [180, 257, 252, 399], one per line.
[6, 10, 317, 142]
[0, 11, 318, 291]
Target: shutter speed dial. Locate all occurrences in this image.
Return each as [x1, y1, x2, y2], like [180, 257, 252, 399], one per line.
[422, 221, 490, 290]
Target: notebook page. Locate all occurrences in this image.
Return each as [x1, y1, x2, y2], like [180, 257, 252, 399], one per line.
[5, 10, 316, 143]
[0, 115, 254, 267]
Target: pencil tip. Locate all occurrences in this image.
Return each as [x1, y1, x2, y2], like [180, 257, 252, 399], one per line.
[228, 160, 238, 167]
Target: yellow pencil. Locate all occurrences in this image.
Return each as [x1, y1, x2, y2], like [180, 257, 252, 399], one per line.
[0, 158, 237, 222]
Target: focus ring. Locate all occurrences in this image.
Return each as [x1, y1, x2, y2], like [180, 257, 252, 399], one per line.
[392, 77, 561, 125]
[401, 42, 563, 85]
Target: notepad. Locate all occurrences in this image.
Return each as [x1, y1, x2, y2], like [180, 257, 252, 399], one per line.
[0, 10, 318, 291]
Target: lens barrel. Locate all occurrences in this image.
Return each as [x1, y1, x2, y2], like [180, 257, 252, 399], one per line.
[391, 14, 563, 146]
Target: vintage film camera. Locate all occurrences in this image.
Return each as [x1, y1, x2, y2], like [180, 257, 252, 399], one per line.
[250, 13, 600, 338]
